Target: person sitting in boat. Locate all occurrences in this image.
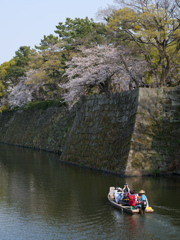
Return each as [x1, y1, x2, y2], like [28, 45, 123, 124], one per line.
[114, 188, 123, 203]
[133, 190, 139, 204]
[126, 190, 136, 206]
[137, 190, 149, 213]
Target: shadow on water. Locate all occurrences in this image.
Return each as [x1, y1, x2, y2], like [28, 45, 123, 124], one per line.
[0, 143, 180, 239]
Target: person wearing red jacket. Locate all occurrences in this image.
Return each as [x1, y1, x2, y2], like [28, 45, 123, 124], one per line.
[127, 190, 136, 206]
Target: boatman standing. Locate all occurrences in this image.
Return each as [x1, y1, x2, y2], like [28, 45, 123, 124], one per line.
[137, 190, 149, 213]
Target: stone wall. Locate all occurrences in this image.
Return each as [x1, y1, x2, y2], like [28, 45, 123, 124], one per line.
[61, 87, 180, 176]
[127, 87, 180, 175]
[0, 107, 75, 154]
[61, 90, 139, 175]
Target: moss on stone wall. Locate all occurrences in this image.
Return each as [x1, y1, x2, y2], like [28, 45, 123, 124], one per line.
[127, 87, 180, 176]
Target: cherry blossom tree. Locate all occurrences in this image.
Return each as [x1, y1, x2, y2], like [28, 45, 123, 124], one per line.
[61, 45, 147, 106]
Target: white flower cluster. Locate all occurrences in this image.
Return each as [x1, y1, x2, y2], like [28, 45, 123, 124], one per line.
[61, 45, 146, 106]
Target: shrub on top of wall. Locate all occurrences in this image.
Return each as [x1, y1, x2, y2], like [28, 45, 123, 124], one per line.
[24, 99, 67, 111]
[0, 104, 9, 113]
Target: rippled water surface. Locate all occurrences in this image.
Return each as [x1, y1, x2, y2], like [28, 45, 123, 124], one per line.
[0, 143, 180, 240]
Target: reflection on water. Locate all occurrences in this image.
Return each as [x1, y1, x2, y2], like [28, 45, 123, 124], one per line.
[0, 143, 180, 240]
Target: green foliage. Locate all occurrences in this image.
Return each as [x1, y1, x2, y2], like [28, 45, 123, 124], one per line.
[106, 3, 180, 87]
[27, 49, 66, 96]
[28, 35, 70, 88]
[0, 104, 9, 113]
[144, 71, 154, 86]
[25, 99, 67, 110]
[55, 17, 107, 47]
[0, 59, 16, 84]
[14, 46, 35, 68]
[0, 80, 5, 97]
[9, 65, 26, 81]
[35, 34, 61, 51]
[11, 46, 36, 82]
[0, 46, 35, 86]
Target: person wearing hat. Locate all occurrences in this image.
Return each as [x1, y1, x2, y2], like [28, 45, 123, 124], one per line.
[137, 190, 149, 213]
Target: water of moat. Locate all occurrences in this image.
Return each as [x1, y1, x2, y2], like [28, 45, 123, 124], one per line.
[0, 143, 180, 240]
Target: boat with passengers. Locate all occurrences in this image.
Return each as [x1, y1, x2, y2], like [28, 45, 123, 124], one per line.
[108, 186, 154, 214]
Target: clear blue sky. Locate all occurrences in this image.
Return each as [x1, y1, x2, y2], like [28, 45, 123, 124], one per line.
[0, 0, 115, 65]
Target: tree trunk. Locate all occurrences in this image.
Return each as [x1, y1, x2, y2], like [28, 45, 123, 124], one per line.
[119, 54, 139, 89]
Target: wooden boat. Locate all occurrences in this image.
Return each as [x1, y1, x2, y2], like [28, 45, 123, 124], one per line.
[108, 187, 154, 214]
